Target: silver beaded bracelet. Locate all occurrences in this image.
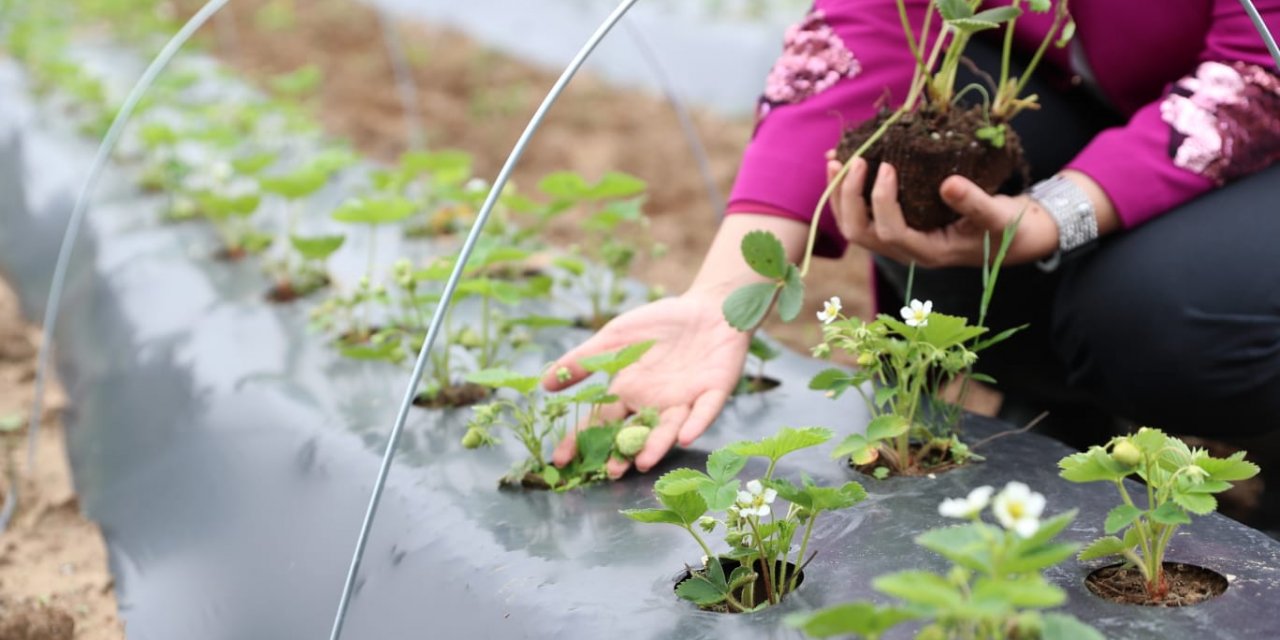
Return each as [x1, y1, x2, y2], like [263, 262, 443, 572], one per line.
[1030, 174, 1097, 272]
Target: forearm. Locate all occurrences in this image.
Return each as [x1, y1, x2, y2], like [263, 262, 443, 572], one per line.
[688, 213, 810, 296]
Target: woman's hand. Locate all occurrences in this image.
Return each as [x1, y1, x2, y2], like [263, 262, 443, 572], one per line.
[542, 291, 752, 479]
[828, 157, 1065, 267]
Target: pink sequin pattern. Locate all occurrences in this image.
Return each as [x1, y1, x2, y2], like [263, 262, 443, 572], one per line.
[757, 10, 860, 121]
[1160, 61, 1280, 184]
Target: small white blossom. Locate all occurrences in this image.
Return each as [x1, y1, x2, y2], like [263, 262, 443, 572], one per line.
[735, 479, 777, 518]
[992, 482, 1046, 537]
[938, 485, 994, 519]
[901, 299, 933, 327]
[816, 296, 843, 324]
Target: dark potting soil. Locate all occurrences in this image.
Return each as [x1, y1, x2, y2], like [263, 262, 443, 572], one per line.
[1086, 562, 1228, 607]
[213, 246, 248, 262]
[265, 275, 331, 303]
[836, 106, 1027, 231]
[851, 440, 966, 478]
[675, 558, 805, 614]
[412, 382, 491, 409]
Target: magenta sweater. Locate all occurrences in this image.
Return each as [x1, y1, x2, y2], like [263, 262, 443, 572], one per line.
[728, 1, 1280, 257]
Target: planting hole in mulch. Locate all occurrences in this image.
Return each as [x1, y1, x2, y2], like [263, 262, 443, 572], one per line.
[412, 382, 491, 409]
[674, 558, 805, 613]
[214, 246, 248, 262]
[265, 275, 330, 303]
[734, 375, 782, 396]
[836, 105, 1027, 231]
[1085, 562, 1228, 607]
[850, 440, 967, 479]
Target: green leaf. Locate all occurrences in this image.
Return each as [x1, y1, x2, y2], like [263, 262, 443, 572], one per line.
[541, 465, 561, 488]
[777, 264, 804, 322]
[1197, 451, 1260, 482]
[935, 0, 973, 21]
[270, 64, 322, 96]
[706, 449, 747, 483]
[260, 166, 328, 199]
[1002, 542, 1078, 574]
[1029, 0, 1052, 12]
[578, 340, 655, 377]
[1055, 19, 1077, 48]
[948, 17, 1000, 33]
[699, 481, 740, 512]
[657, 486, 708, 526]
[972, 574, 1065, 608]
[654, 468, 712, 497]
[727, 426, 833, 464]
[1105, 504, 1142, 534]
[722, 282, 778, 331]
[401, 149, 472, 185]
[1059, 447, 1132, 483]
[1078, 536, 1131, 561]
[866, 415, 910, 442]
[874, 570, 963, 609]
[1150, 502, 1192, 525]
[331, 196, 415, 225]
[971, 323, 1027, 352]
[231, 151, 278, 175]
[804, 480, 868, 512]
[808, 368, 851, 392]
[747, 335, 781, 362]
[872, 386, 896, 408]
[740, 230, 787, 279]
[971, 6, 1021, 24]
[1173, 491, 1217, 515]
[464, 368, 539, 395]
[675, 573, 728, 606]
[831, 434, 876, 465]
[916, 524, 993, 572]
[552, 256, 586, 276]
[289, 234, 345, 260]
[786, 603, 920, 638]
[1041, 613, 1105, 640]
[620, 508, 684, 525]
[1017, 510, 1077, 549]
[575, 425, 620, 469]
[917, 312, 986, 350]
[538, 171, 591, 200]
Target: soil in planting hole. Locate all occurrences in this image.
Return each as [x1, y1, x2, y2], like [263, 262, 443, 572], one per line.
[851, 441, 966, 478]
[413, 382, 491, 409]
[266, 275, 331, 303]
[734, 375, 782, 396]
[675, 558, 805, 613]
[836, 106, 1028, 231]
[1085, 562, 1228, 607]
[214, 246, 248, 262]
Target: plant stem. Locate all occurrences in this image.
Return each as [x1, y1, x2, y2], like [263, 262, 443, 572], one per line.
[1114, 480, 1155, 570]
[686, 526, 716, 563]
[747, 519, 777, 604]
[789, 513, 818, 594]
[1011, 1, 1070, 103]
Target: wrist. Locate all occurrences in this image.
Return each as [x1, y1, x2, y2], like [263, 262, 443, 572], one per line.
[688, 213, 809, 297]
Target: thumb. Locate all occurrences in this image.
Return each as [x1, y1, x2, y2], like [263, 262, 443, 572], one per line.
[940, 176, 1006, 231]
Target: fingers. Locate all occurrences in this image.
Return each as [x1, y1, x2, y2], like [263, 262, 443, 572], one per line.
[830, 157, 869, 241]
[940, 175, 1007, 231]
[677, 389, 730, 447]
[552, 402, 627, 467]
[632, 405, 689, 474]
[541, 331, 626, 391]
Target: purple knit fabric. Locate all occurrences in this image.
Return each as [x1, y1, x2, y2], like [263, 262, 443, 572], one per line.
[729, 0, 1280, 257]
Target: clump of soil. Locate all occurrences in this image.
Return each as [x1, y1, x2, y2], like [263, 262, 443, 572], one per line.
[733, 375, 781, 396]
[266, 275, 330, 303]
[836, 106, 1027, 231]
[214, 246, 248, 262]
[675, 558, 804, 613]
[412, 383, 490, 409]
[0, 600, 75, 640]
[1085, 562, 1228, 606]
[851, 439, 966, 478]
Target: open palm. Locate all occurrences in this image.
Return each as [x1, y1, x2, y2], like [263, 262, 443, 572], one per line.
[543, 292, 752, 478]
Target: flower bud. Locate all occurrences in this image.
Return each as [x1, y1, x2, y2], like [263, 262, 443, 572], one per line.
[697, 516, 717, 533]
[614, 425, 652, 458]
[856, 352, 877, 368]
[1111, 439, 1141, 467]
[455, 328, 484, 349]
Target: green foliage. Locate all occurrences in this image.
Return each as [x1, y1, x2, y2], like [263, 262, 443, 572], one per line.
[332, 196, 416, 225]
[1059, 427, 1260, 598]
[578, 340, 655, 379]
[624, 429, 864, 612]
[289, 234, 345, 261]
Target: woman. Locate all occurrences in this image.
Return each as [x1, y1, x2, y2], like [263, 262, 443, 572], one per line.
[543, 0, 1280, 508]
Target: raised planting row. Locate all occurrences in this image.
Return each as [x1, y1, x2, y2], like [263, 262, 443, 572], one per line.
[2, 2, 1279, 639]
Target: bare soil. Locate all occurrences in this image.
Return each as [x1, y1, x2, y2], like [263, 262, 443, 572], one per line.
[0, 278, 123, 640]
[412, 382, 490, 410]
[1085, 562, 1228, 607]
[177, 0, 876, 353]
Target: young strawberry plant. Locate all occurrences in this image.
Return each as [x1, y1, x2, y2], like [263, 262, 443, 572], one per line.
[537, 171, 657, 329]
[260, 151, 354, 300]
[790, 482, 1101, 640]
[734, 335, 782, 395]
[1059, 427, 1259, 605]
[623, 427, 866, 612]
[326, 194, 416, 343]
[461, 341, 657, 490]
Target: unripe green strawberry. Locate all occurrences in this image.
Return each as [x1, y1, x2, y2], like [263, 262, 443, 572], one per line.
[615, 425, 651, 458]
[1111, 439, 1141, 467]
[461, 428, 486, 449]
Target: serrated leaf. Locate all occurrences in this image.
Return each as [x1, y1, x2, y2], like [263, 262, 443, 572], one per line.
[538, 171, 591, 200]
[866, 415, 909, 442]
[587, 172, 647, 200]
[831, 434, 875, 465]
[620, 508, 683, 525]
[655, 468, 712, 497]
[1105, 504, 1142, 534]
[722, 282, 778, 331]
[740, 230, 787, 279]
[972, 574, 1064, 608]
[465, 369, 539, 394]
[289, 234, 344, 260]
[916, 524, 992, 571]
[332, 196, 415, 225]
[971, 6, 1021, 24]
[872, 386, 896, 408]
[576, 425, 619, 469]
[786, 603, 920, 638]
[706, 449, 747, 483]
[1042, 613, 1104, 640]
[1078, 536, 1130, 561]
[657, 487, 708, 525]
[1150, 502, 1192, 525]
[1059, 447, 1131, 483]
[1197, 451, 1260, 482]
[778, 265, 804, 321]
[552, 256, 586, 276]
[699, 481, 740, 511]
[805, 480, 868, 512]
[935, 0, 972, 21]
[948, 17, 1000, 33]
[808, 368, 850, 391]
[1002, 541, 1079, 574]
[675, 573, 729, 606]
[747, 335, 781, 362]
[578, 340, 655, 377]
[541, 465, 561, 487]
[727, 426, 833, 464]
[873, 570, 963, 608]
[1173, 491, 1217, 515]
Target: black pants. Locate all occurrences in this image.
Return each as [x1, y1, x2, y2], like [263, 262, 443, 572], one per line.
[873, 41, 1280, 455]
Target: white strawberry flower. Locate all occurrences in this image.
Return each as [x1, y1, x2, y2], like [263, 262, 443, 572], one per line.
[938, 485, 994, 519]
[900, 299, 933, 327]
[817, 296, 842, 324]
[735, 479, 777, 518]
[992, 482, 1046, 537]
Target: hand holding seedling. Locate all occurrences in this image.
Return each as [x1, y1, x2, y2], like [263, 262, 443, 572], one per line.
[827, 156, 1072, 268]
[544, 293, 751, 478]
